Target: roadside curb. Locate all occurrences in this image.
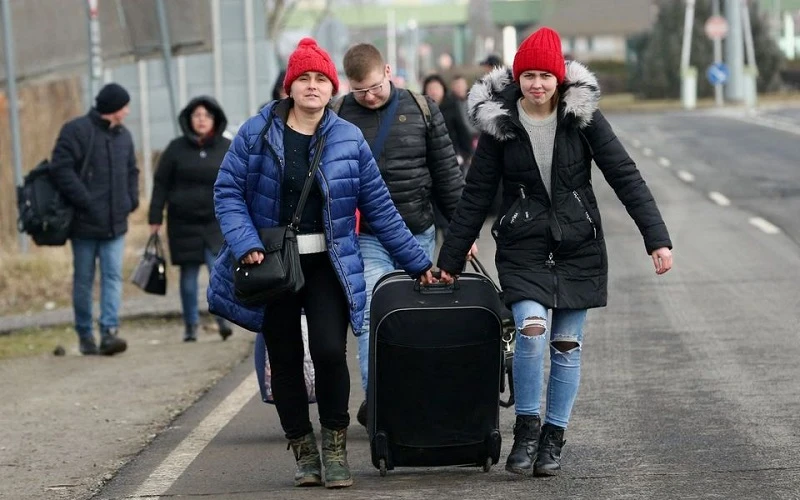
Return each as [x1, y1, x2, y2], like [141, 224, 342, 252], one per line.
[0, 291, 208, 335]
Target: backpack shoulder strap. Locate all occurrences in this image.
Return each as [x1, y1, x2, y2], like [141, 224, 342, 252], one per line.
[330, 95, 346, 115]
[407, 90, 432, 131]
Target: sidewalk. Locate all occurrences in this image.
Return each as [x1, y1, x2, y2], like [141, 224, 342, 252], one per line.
[0, 276, 208, 335]
[0, 277, 254, 500]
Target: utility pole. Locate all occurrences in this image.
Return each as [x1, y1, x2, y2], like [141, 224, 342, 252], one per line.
[740, 0, 758, 107]
[86, 0, 103, 103]
[155, 0, 179, 136]
[712, 0, 724, 106]
[1, 0, 27, 252]
[680, 0, 697, 110]
[724, 0, 745, 101]
[387, 10, 397, 74]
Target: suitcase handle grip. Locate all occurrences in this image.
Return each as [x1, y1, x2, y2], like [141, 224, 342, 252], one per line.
[414, 272, 460, 294]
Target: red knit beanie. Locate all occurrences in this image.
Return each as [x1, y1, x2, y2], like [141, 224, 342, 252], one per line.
[512, 27, 566, 84]
[283, 38, 340, 95]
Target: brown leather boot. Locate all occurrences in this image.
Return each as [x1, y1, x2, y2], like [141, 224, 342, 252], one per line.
[288, 432, 322, 487]
[321, 427, 353, 488]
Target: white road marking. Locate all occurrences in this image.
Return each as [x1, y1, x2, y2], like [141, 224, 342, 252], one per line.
[642, 147, 653, 157]
[725, 112, 800, 136]
[749, 217, 781, 235]
[128, 375, 258, 499]
[708, 191, 731, 206]
[631, 139, 641, 148]
[677, 170, 695, 183]
[658, 157, 671, 168]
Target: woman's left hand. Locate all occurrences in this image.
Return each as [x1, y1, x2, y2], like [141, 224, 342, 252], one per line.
[651, 247, 673, 275]
[419, 269, 438, 285]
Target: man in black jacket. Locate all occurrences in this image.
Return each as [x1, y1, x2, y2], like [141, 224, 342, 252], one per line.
[50, 83, 139, 356]
[336, 43, 474, 426]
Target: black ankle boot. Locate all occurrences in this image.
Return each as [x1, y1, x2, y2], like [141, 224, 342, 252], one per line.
[183, 324, 198, 342]
[505, 415, 540, 475]
[534, 423, 565, 476]
[216, 318, 233, 340]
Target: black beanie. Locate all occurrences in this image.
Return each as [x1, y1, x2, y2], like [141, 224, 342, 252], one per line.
[95, 83, 131, 114]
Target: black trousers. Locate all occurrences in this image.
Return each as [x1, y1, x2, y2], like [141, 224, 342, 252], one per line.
[261, 252, 351, 439]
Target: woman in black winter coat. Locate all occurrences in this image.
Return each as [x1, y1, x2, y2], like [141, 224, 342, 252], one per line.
[438, 27, 673, 477]
[148, 96, 233, 342]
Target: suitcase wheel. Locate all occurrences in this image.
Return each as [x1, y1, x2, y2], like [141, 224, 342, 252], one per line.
[482, 456, 492, 472]
[373, 431, 391, 476]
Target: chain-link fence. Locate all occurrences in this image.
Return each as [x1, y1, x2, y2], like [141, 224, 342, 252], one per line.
[0, 0, 211, 85]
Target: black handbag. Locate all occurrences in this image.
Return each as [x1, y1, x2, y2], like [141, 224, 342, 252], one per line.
[131, 233, 168, 295]
[233, 135, 327, 307]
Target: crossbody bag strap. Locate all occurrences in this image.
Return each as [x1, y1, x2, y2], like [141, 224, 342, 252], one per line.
[79, 127, 96, 180]
[290, 134, 327, 229]
[368, 91, 400, 159]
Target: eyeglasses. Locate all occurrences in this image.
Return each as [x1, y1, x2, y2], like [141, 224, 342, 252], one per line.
[352, 80, 384, 98]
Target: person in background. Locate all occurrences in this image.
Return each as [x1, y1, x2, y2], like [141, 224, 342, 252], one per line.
[272, 69, 288, 101]
[49, 83, 139, 356]
[148, 96, 233, 342]
[422, 74, 474, 163]
[334, 43, 474, 428]
[450, 74, 478, 141]
[207, 38, 436, 489]
[437, 27, 673, 477]
[479, 54, 503, 73]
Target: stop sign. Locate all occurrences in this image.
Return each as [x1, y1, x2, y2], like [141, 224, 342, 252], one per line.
[704, 15, 729, 40]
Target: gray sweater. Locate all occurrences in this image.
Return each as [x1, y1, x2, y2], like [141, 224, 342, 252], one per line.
[517, 99, 557, 199]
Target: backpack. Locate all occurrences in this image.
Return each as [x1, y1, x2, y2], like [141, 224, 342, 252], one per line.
[16, 128, 95, 246]
[330, 89, 432, 131]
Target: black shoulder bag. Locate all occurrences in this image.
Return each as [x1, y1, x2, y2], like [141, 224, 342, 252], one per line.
[233, 134, 327, 307]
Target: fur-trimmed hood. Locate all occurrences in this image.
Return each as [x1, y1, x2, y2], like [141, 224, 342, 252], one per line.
[467, 61, 600, 141]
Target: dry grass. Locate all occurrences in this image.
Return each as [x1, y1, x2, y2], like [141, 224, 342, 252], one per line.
[0, 210, 178, 317]
[0, 324, 78, 360]
[0, 316, 187, 360]
[599, 90, 800, 113]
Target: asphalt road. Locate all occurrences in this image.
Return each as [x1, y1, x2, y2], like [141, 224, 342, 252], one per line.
[97, 106, 800, 500]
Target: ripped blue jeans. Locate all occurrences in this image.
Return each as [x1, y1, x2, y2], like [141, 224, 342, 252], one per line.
[511, 300, 587, 429]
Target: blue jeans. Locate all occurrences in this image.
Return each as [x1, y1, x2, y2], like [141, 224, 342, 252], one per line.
[511, 300, 587, 429]
[180, 247, 217, 327]
[71, 236, 126, 339]
[356, 225, 436, 394]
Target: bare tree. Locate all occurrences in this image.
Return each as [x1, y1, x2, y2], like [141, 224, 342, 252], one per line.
[264, 0, 297, 61]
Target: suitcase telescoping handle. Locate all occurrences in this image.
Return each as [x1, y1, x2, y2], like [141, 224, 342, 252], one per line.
[414, 270, 460, 294]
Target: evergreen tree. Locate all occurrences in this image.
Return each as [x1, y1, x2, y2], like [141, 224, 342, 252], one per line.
[632, 0, 784, 99]
[747, 1, 784, 92]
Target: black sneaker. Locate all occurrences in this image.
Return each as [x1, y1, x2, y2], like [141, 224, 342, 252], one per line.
[356, 400, 368, 428]
[99, 329, 127, 356]
[79, 337, 98, 355]
[184, 324, 198, 342]
[217, 319, 233, 341]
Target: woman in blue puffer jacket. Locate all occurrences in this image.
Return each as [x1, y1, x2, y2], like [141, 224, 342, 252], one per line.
[207, 38, 435, 489]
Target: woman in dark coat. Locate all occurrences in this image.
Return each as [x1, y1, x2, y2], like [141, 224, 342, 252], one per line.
[422, 74, 474, 162]
[437, 27, 673, 477]
[148, 96, 233, 342]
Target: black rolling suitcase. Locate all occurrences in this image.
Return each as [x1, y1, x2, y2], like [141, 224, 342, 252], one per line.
[367, 268, 505, 476]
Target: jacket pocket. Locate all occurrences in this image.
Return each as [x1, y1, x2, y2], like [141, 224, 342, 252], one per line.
[571, 190, 597, 240]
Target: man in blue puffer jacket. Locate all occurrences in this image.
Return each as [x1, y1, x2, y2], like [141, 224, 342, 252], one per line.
[207, 38, 435, 489]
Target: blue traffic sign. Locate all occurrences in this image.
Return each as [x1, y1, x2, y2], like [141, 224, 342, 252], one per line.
[706, 62, 730, 85]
